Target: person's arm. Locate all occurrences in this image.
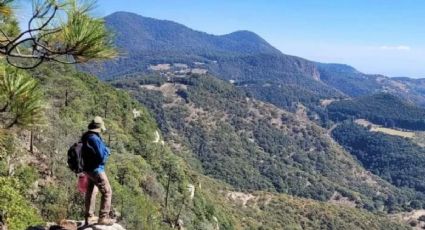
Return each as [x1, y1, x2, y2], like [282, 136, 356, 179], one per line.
[87, 135, 110, 163]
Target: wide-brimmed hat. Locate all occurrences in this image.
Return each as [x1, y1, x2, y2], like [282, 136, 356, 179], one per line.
[88, 116, 106, 133]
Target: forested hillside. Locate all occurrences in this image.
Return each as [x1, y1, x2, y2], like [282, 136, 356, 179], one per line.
[325, 92, 425, 209]
[80, 11, 425, 112]
[332, 122, 425, 208]
[1, 64, 238, 229]
[197, 180, 411, 230]
[327, 93, 425, 130]
[3, 2, 425, 229]
[317, 63, 384, 97]
[80, 11, 345, 114]
[0, 64, 413, 230]
[112, 74, 425, 214]
[318, 64, 425, 107]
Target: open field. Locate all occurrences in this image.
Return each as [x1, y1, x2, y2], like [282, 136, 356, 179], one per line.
[355, 119, 416, 138]
[372, 127, 416, 138]
[320, 99, 338, 107]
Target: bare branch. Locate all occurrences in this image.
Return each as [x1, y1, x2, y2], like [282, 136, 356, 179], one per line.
[6, 56, 43, 69]
[10, 5, 57, 46]
[52, 57, 78, 65]
[0, 0, 117, 69]
[0, 28, 11, 42]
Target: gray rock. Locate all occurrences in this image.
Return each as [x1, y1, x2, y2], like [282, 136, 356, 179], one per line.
[79, 223, 125, 230]
[34, 220, 126, 230]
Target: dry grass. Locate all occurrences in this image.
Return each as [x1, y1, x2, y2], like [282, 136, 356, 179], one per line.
[355, 119, 416, 138]
[320, 99, 338, 107]
[389, 209, 425, 230]
[372, 127, 415, 138]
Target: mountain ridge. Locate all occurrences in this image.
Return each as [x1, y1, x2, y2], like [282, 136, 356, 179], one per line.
[81, 11, 425, 110]
[105, 11, 282, 56]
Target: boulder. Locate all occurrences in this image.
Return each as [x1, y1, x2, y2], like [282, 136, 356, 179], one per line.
[27, 220, 125, 230]
[78, 223, 125, 230]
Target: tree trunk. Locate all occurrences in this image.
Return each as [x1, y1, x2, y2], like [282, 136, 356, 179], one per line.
[174, 197, 186, 228]
[65, 90, 69, 107]
[6, 155, 12, 177]
[104, 101, 108, 118]
[0, 211, 7, 230]
[165, 167, 172, 209]
[30, 129, 34, 153]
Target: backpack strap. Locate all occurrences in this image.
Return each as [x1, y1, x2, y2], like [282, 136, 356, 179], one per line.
[82, 132, 98, 153]
[81, 131, 98, 142]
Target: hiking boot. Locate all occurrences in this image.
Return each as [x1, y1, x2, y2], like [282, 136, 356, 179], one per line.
[97, 217, 115, 225]
[84, 215, 98, 225]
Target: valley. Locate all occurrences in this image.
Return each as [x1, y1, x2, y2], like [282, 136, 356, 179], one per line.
[88, 11, 425, 229]
[113, 73, 425, 212]
[2, 64, 413, 229]
[2, 4, 425, 229]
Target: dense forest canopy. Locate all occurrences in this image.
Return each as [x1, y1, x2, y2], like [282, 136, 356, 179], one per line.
[332, 122, 425, 210]
[113, 74, 425, 214]
[328, 93, 425, 130]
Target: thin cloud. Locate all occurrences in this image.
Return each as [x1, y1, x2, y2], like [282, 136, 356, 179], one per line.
[379, 45, 411, 51]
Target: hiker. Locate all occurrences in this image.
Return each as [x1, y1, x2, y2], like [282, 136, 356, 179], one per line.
[82, 116, 114, 225]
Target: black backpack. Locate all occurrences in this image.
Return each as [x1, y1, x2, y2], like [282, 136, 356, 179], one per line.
[67, 133, 101, 173]
[67, 142, 84, 174]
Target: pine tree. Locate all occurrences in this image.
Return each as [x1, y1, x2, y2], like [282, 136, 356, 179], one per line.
[0, 0, 117, 69]
[0, 65, 44, 129]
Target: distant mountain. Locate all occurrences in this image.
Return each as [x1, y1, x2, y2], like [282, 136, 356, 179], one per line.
[81, 11, 425, 112]
[81, 11, 343, 108]
[317, 63, 381, 97]
[84, 11, 284, 79]
[75, 11, 425, 226]
[318, 63, 425, 107]
[106, 12, 281, 56]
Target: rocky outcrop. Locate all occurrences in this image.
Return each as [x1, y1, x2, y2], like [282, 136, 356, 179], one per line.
[0, 221, 6, 230]
[0, 211, 8, 230]
[27, 220, 125, 230]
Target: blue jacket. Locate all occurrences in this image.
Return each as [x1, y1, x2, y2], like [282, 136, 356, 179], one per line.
[84, 132, 110, 174]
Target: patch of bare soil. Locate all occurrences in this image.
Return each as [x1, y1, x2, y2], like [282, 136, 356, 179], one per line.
[328, 191, 357, 208]
[389, 209, 425, 229]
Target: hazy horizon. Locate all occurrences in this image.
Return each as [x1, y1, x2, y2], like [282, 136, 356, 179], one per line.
[16, 0, 425, 78]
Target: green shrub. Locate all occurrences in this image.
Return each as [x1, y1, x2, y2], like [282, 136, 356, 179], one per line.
[0, 177, 42, 230]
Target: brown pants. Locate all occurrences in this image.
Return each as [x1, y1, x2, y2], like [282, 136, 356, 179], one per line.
[84, 172, 112, 218]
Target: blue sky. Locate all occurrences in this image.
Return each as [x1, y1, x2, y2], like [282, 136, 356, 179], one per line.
[17, 0, 425, 77]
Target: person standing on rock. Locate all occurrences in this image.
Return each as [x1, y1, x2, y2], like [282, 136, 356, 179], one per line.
[82, 116, 114, 225]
